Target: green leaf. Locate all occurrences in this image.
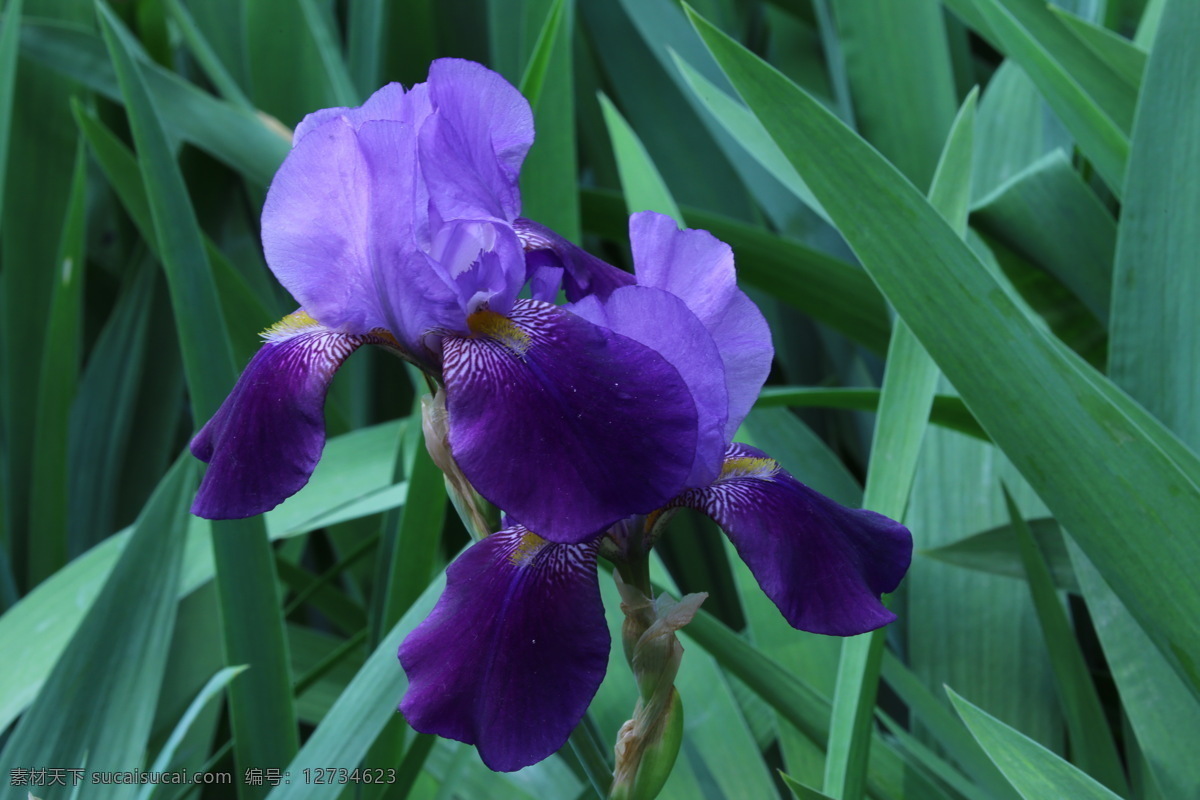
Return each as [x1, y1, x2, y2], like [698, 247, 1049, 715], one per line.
[298, 0, 359, 105]
[136, 665, 248, 800]
[824, 88, 976, 800]
[28, 139, 86, 585]
[599, 93, 683, 221]
[516, 0, 579, 241]
[948, 689, 1125, 800]
[346, 0, 385, 94]
[99, 11, 301, 785]
[1048, 6, 1147, 88]
[1005, 489, 1127, 794]
[0, 458, 193, 796]
[67, 261, 156, 553]
[831, 0, 958, 187]
[684, 603, 955, 800]
[245, 0, 346, 123]
[71, 100, 278, 361]
[376, 417, 447, 633]
[0, 0, 23, 225]
[264, 574, 443, 800]
[685, 5, 1200, 695]
[782, 773, 836, 800]
[581, 0, 754, 219]
[1069, 542, 1200, 799]
[518, 0, 568, 110]
[163, 0, 253, 108]
[921, 517, 1078, 593]
[971, 60, 1072, 203]
[972, 149, 1116, 324]
[2, 0, 81, 600]
[670, 56, 830, 224]
[1109, 0, 1200, 449]
[755, 387, 988, 441]
[97, 0, 235, 421]
[20, 18, 289, 186]
[0, 421, 403, 736]
[880, 652, 1020, 800]
[946, 0, 1131, 193]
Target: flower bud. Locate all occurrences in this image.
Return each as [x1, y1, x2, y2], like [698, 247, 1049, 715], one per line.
[610, 687, 685, 800]
[610, 570, 706, 799]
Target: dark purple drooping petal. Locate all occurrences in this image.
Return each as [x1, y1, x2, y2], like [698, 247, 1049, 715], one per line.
[191, 312, 384, 519]
[571, 285, 727, 488]
[399, 527, 609, 772]
[629, 212, 773, 438]
[443, 299, 699, 543]
[514, 218, 636, 302]
[675, 444, 912, 636]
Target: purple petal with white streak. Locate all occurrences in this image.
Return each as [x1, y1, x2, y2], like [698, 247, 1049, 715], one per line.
[443, 299, 699, 542]
[514, 218, 635, 302]
[675, 443, 912, 635]
[630, 211, 773, 437]
[399, 527, 609, 772]
[191, 313, 382, 519]
[571, 285, 727, 488]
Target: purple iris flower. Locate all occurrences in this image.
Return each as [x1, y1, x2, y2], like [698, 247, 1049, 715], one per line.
[190, 61, 728, 540]
[398, 213, 913, 772]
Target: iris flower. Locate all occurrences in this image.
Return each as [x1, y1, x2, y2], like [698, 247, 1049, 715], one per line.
[190, 60, 736, 540]
[187, 57, 912, 775]
[398, 213, 913, 772]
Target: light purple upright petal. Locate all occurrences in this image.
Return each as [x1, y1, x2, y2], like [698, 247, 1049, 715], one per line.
[443, 299, 699, 542]
[291, 82, 433, 144]
[191, 312, 385, 519]
[675, 444, 912, 636]
[399, 527, 609, 772]
[630, 211, 773, 436]
[571, 285, 727, 488]
[262, 116, 461, 363]
[420, 59, 534, 223]
[515, 218, 636, 302]
[427, 59, 535, 190]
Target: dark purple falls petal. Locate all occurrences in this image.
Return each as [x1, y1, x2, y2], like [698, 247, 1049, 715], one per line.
[398, 527, 609, 772]
[190, 312, 381, 519]
[675, 444, 913, 636]
[443, 298, 700, 543]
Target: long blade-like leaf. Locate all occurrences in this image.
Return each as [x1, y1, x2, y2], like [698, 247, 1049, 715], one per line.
[684, 4, 1200, 695]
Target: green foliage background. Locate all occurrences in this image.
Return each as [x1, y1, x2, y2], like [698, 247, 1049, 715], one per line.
[0, 0, 1196, 798]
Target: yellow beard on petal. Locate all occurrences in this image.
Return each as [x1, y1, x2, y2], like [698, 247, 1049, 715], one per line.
[261, 309, 322, 341]
[467, 309, 532, 357]
[720, 456, 780, 480]
[509, 530, 548, 567]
